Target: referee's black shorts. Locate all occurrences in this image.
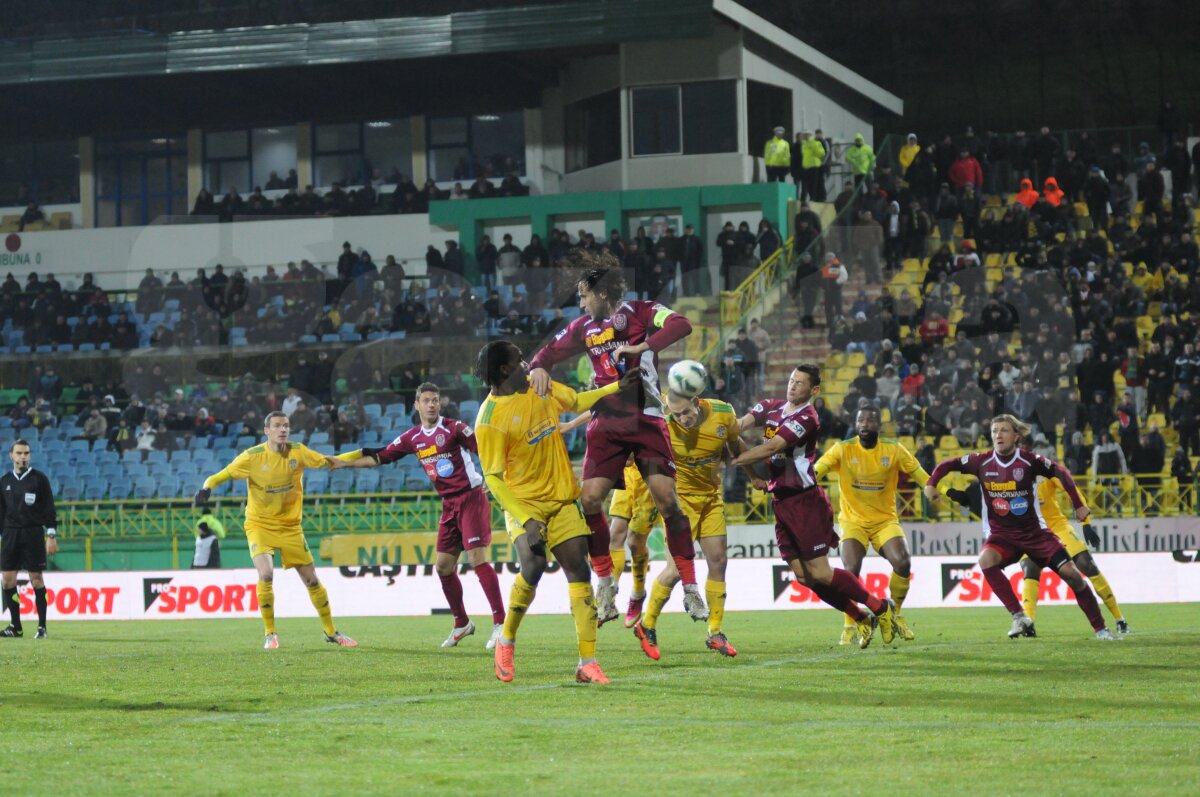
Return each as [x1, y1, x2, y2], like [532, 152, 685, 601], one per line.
[1, 526, 46, 572]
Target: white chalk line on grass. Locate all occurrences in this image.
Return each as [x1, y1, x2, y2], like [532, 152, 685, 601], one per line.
[189, 628, 1200, 724]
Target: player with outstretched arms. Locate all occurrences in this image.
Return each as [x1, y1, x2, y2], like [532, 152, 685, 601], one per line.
[331, 382, 506, 649]
[734, 364, 897, 648]
[527, 253, 706, 626]
[474, 340, 643, 684]
[925, 414, 1118, 640]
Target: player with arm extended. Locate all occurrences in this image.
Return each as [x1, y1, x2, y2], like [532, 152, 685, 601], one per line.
[925, 414, 1117, 640]
[527, 254, 707, 626]
[0, 440, 59, 639]
[815, 406, 924, 645]
[632, 390, 751, 660]
[331, 382, 506, 649]
[734, 364, 897, 648]
[195, 412, 357, 650]
[475, 340, 641, 684]
[1021, 468, 1129, 634]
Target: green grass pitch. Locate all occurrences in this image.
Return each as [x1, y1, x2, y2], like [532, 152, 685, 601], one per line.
[3, 604, 1198, 796]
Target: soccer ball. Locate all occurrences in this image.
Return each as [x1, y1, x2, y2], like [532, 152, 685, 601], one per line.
[667, 360, 708, 397]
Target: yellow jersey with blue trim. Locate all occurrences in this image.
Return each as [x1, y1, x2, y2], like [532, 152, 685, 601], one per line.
[224, 442, 329, 531]
[814, 436, 928, 527]
[475, 382, 581, 505]
[668, 399, 737, 496]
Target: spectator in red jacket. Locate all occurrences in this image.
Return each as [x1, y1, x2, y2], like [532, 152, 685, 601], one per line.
[948, 149, 983, 193]
[901, 364, 927, 400]
[919, 310, 950, 348]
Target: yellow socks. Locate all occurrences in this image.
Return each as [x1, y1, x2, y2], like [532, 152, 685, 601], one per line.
[307, 583, 336, 636]
[705, 579, 726, 636]
[642, 580, 673, 630]
[631, 552, 649, 595]
[257, 581, 276, 635]
[502, 573, 536, 641]
[1022, 577, 1040, 621]
[1088, 574, 1124, 622]
[890, 572, 911, 611]
[569, 582, 598, 659]
[610, 547, 627, 587]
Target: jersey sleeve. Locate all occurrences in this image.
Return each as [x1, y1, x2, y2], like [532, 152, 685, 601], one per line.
[748, 400, 773, 428]
[814, 442, 842, 480]
[298, 444, 329, 470]
[897, 444, 931, 487]
[455, 420, 478, 454]
[226, 451, 252, 479]
[928, 453, 972, 486]
[643, 302, 692, 352]
[550, 381, 580, 415]
[375, 432, 415, 465]
[776, 412, 815, 448]
[528, 319, 584, 371]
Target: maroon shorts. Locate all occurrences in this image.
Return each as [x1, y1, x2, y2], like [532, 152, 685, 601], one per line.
[773, 487, 840, 562]
[984, 527, 1070, 571]
[437, 488, 493, 555]
[582, 413, 675, 485]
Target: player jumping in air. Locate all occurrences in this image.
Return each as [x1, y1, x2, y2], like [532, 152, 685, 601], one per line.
[926, 414, 1118, 640]
[331, 382, 507, 649]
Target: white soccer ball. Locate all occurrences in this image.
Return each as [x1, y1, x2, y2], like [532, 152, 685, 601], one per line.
[667, 359, 708, 398]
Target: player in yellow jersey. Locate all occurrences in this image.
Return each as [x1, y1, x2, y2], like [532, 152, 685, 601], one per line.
[194, 411, 357, 650]
[630, 390, 751, 660]
[1021, 475, 1129, 634]
[814, 406, 925, 645]
[474, 340, 640, 685]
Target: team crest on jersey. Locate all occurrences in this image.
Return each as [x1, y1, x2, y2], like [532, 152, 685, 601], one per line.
[881, 456, 890, 467]
[436, 434, 445, 446]
[715, 425, 726, 438]
[613, 313, 627, 331]
[289, 459, 297, 470]
[1013, 468, 1024, 480]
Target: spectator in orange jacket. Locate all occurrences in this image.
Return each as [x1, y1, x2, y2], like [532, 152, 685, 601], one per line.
[1015, 178, 1039, 209]
[1042, 176, 1065, 207]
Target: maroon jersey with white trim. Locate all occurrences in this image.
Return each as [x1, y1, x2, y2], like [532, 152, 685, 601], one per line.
[376, 418, 483, 497]
[748, 399, 819, 498]
[528, 300, 670, 418]
[928, 448, 1066, 536]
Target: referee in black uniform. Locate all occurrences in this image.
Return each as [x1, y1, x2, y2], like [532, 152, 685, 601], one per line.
[1, 439, 58, 638]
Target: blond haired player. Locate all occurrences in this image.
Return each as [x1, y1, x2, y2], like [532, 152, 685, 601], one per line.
[1021, 475, 1129, 634]
[474, 340, 641, 685]
[815, 406, 925, 644]
[630, 390, 750, 660]
[194, 411, 357, 650]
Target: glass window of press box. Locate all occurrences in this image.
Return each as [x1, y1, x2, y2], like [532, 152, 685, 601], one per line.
[94, 135, 187, 227]
[0, 139, 80, 206]
[565, 90, 620, 173]
[426, 112, 525, 182]
[313, 120, 413, 187]
[630, 81, 737, 157]
[204, 127, 298, 193]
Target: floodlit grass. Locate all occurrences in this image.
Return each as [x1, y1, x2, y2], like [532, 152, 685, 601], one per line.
[2, 604, 1198, 796]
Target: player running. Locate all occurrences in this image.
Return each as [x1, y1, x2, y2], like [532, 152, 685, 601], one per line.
[734, 364, 897, 648]
[195, 412, 357, 649]
[331, 382, 506, 650]
[632, 390, 749, 660]
[1021, 473, 1130, 634]
[815, 406, 924, 645]
[527, 255, 704, 626]
[475, 340, 641, 684]
[925, 414, 1118, 640]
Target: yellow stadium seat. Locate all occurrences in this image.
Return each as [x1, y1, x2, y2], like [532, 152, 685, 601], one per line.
[846, 352, 866, 368]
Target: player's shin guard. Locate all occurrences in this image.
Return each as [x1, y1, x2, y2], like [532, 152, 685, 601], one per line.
[664, 513, 697, 585]
[631, 552, 649, 594]
[981, 567, 1023, 614]
[438, 572, 469, 628]
[1021, 577, 1040, 621]
[256, 581, 276, 635]
[831, 569, 886, 615]
[568, 582, 598, 659]
[1088, 574, 1123, 622]
[809, 581, 865, 621]
[610, 546, 627, 585]
[889, 572, 911, 611]
[473, 562, 506, 625]
[643, 580, 673, 630]
[705, 579, 726, 636]
[1072, 583, 1106, 631]
[307, 583, 337, 636]
[34, 587, 47, 627]
[585, 512, 613, 578]
[502, 573, 536, 642]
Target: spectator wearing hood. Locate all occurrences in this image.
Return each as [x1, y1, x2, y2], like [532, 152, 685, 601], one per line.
[1015, 178, 1039, 209]
[845, 133, 876, 187]
[898, 133, 920, 175]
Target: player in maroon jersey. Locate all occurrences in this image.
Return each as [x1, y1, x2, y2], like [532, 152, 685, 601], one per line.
[925, 414, 1117, 640]
[734, 364, 898, 648]
[332, 382, 506, 648]
[527, 253, 706, 626]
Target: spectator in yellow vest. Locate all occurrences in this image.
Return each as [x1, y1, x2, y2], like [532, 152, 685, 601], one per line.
[845, 133, 876, 188]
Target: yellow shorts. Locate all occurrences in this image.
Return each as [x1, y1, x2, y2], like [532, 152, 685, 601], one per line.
[681, 492, 726, 540]
[502, 499, 590, 551]
[1048, 521, 1089, 558]
[838, 520, 906, 553]
[609, 469, 658, 536]
[245, 521, 314, 568]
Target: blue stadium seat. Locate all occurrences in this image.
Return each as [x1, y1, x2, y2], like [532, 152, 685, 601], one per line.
[366, 331, 387, 341]
[339, 331, 361, 342]
[460, 399, 480, 417]
[62, 482, 83, 501]
[379, 472, 405, 493]
[57, 344, 74, 353]
[303, 470, 328, 493]
[363, 403, 383, 419]
[320, 334, 340, 343]
[78, 343, 96, 352]
[329, 471, 354, 493]
[387, 330, 406, 340]
[359, 431, 383, 446]
[192, 450, 216, 466]
[312, 444, 335, 456]
[84, 482, 108, 501]
[231, 480, 248, 497]
[299, 334, 318, 344]
[14, 346, 31, 354]
[163, 298, 180, 312]
[69, 440, 90, 454]
[170, 450, 192, 463]
[132, 479, 156, 499]
[188, 436, 211, 450]
[236, 436, 257, 449]
[155, 478, 181, 499]
[146, 450, 168, 465]
[124, 464, 150, 480]
[355, 470, 380, 491]
[307, 432, 330, 446]
[384, 402, 406, 416]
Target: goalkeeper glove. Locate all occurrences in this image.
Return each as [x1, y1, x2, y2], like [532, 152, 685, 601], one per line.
[945, 488, 972, 508]
[194, 487, 212, 508]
